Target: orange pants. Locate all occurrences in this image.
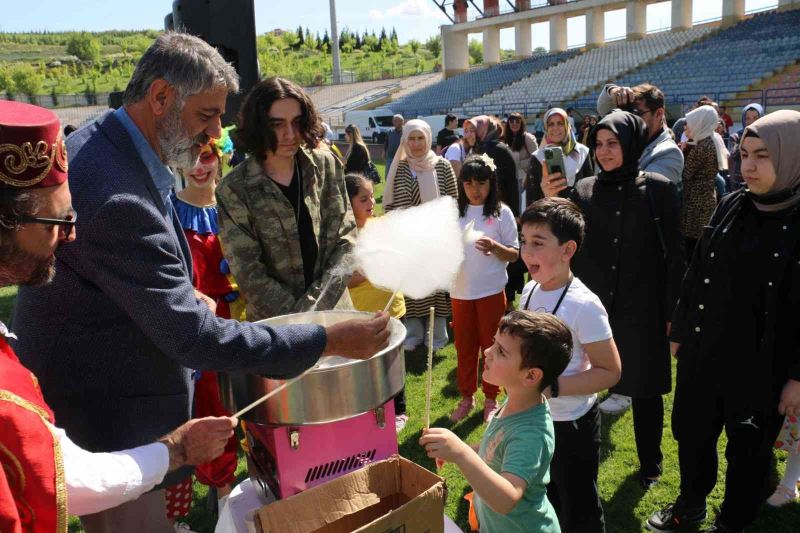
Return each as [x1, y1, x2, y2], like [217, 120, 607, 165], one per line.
[451, 292, 506, 400]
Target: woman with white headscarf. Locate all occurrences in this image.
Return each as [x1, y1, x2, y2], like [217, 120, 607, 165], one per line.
[649, 109, 800, 533]
[680, 105, 724, 255]
[383, 119, 458, 351]
[526, 107, 593, 204]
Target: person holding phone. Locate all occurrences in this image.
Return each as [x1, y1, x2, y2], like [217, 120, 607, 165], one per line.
[542, 110, 685, 493]
[526, 108, 593, 205]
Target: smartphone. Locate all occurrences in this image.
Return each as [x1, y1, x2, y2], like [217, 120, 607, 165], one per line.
[544, 147, 571, 186]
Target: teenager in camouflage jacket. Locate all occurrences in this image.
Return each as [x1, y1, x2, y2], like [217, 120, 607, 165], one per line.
[217, 145, 355, 321]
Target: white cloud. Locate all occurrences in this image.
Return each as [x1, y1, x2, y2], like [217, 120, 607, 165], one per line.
[368, 0, 448, 21]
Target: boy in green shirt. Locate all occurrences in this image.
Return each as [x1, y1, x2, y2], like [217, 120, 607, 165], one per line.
[420, 311, 571, 532]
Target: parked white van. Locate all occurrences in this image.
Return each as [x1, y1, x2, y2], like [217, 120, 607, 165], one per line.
[343, 108, 396, 144]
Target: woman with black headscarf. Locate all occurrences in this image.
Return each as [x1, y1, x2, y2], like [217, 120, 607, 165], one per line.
[542, 110, 686, 491]
[648, 110, 800, 533]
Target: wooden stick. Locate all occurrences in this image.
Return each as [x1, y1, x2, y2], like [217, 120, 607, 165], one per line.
[382, 287, 402, 314]
[424, 306, 435, 429]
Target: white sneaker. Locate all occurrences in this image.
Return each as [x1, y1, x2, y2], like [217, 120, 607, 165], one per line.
[395, 414, 409, 433]
[173, 523, 198, 533]
[599, 394, 631, 415]
[766, 484, 799, 507]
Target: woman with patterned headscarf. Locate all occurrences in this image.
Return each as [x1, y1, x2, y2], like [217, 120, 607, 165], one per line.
[527, 107, 594, 205]
[383, 119, 458, 351]
[649, 110, 800, 533]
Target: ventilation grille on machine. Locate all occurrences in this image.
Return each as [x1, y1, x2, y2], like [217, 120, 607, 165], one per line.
[304, 449, 377, 484]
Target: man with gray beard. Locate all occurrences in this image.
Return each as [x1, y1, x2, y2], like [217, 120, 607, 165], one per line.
[12, 32, 390, 532]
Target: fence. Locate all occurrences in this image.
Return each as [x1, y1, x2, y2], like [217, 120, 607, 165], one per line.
[1, 91, 112, 109]
[288, 63, 438, 88]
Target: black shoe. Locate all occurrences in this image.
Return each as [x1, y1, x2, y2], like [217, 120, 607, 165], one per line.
[646, 499, 707, 532]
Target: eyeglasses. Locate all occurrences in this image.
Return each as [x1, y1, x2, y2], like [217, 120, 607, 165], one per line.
[632, 108, 654, 118]
[19, 211, 77, 239]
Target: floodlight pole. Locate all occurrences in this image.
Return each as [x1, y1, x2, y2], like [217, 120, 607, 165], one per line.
[329, 0, 342, 84]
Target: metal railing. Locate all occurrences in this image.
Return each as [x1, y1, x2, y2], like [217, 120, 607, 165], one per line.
[397, 84, 800, 120]
[0, 92, 112, 108]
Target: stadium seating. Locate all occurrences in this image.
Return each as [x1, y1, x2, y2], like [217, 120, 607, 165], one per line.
[761, 64, 800, 107]
[308, 73, 444, 126]
[571, 9, 800, 110]
[388, 49, 580, 117]
[453, 25, 712, 116]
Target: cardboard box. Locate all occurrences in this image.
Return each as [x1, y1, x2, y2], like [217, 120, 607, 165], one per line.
[256, 455, 446, 533]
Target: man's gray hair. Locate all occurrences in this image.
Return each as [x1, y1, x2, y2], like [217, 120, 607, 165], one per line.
[123, 32, 239, 106]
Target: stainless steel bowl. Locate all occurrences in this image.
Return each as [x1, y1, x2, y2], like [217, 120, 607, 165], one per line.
[219, 310, 406, 425]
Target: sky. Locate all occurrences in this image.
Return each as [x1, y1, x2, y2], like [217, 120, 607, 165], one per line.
[0, 0, 779, 50]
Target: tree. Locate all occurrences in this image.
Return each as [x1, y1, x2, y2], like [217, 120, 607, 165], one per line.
[378, 27, 388, 51]
[0, 67, 14, 96]
[362, 32, 378, 52]
[424, 35, 442, 58]
[409, 39, 420, 54]
[11, 64, 43, 102]
[297, 25, 305, 46]
[390, 27, 399, 46]
[534, 46, 547, 54]
[468, 39, 483, 65]
[320, 30, 330, 52]
[355, 32, 362, 50]
[66, 32, 102, 62]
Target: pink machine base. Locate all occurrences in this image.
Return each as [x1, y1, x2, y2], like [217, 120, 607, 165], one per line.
[246, 400, 398, 499]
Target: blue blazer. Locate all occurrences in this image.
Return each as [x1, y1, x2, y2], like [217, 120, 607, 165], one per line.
[12, 111, 326, 476]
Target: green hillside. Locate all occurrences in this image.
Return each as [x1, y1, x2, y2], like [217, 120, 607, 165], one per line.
[0, 28, 457, 101]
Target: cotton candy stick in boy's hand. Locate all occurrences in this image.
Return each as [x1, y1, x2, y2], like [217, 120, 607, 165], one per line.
[354, 196, 465, 300]
[425, 306, 435, 429]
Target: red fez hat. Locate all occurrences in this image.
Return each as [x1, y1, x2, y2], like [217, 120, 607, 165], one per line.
[0, 100, 68, 189]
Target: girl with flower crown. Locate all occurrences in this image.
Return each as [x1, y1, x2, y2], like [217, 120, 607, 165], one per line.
[449, 154, 520, 423]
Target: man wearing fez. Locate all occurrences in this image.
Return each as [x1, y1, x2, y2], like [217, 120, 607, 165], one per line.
[12, 32, 389, 531]
[0, 100, 236, 531]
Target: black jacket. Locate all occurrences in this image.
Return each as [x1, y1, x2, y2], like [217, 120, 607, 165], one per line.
[345, 143, 370, 175]
[484, 140, 521, 217]
[671, 190, 800, 415]
[569, 172, 686, 397]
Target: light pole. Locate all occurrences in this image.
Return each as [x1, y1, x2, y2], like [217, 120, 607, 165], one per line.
[329, 0, 342, 84]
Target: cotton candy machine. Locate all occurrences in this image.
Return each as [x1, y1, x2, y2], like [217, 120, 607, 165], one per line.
[220, 310, 406, 499]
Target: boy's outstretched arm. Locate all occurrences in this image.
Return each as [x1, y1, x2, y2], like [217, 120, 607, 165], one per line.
[420, 428, 527, 515]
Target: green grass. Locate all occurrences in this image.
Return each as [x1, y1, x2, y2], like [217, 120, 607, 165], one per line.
[3, 160, 794, 531]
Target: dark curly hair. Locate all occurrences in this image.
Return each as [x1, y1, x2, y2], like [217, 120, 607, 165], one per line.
[233, 77, 323, 161]
[457, 155, 501, 219]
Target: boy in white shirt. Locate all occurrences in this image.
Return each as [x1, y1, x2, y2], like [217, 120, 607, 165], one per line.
[519, 197, 622, 533]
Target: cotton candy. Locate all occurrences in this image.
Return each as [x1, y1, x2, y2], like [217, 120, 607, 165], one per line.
[354, 196, 465, 300]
